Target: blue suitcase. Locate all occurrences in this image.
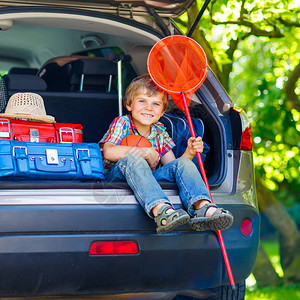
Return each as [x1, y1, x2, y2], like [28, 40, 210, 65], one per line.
[0, 140, 105, 180]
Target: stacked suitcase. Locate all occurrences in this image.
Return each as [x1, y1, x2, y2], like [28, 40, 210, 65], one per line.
[0, 140, 104, 180]
[0, 117, 83, 143]
[0, 93, 105, 180]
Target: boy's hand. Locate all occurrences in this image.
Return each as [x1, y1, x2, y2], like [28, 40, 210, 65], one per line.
[144, 147, 160, 167]
[103, 142, 159, 168]
[182, 137, 203, 160]
[188, 137, 204, 154]
[123, 146, 158, 167]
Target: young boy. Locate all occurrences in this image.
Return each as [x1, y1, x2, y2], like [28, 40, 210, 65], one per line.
[100, 74, 233, 234]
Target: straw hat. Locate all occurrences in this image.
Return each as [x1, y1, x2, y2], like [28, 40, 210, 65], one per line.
[0, 92, 55, 123]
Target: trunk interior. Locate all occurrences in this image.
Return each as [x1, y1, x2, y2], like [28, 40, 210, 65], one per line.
[0, 9, 228, 187]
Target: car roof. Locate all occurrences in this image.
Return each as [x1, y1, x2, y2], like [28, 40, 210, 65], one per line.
[0, 0, 195, 18]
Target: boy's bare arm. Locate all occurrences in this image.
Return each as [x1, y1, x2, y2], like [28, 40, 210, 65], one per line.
[160, 150, 176, 165]
[103, 142, 159, 166]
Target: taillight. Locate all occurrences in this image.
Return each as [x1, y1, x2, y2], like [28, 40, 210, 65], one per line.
[240, 125, 253, 151]
[89, 241, 139, 255]
[233, 107, 253, 151]
[241, 219, 253, 237]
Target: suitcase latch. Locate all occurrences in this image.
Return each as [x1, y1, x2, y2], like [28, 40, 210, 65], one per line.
[30, 128, 39, 142]
[0, 118, 10, 138]
[46, 149, 59, 164]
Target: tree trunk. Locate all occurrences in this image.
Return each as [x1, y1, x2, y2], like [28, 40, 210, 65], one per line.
[222, 38, 239, 92]
[252, 243, 281, 287]
[285, 62, 300, 111]
[284, 241, 300, 284]
[187, 2, 223, 82]
[255, 174, 300, 283]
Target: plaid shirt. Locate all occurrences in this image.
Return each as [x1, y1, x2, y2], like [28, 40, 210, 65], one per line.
[99, 114, 175, 172]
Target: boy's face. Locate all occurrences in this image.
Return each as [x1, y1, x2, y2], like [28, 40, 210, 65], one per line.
[126, 92, 166, 130]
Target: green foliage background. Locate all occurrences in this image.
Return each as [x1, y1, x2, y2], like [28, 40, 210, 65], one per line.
[175, 0, 300, 207]
[231, 36, 300, 207]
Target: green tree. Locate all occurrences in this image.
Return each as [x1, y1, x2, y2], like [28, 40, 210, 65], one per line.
[175, 0, 300, 286]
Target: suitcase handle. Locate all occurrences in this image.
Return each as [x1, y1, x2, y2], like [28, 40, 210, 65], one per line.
[59, 127, 74, 143]
[34, 157, 71, 173]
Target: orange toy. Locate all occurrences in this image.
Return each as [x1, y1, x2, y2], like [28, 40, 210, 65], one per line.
[120, 135, 151, 147]
[147, 35, 208, 111]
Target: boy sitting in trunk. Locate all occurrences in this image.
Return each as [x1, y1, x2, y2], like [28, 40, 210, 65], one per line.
[100, 74, 233, 234]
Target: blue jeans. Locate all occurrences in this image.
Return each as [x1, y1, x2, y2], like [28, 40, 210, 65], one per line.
[106, 154, 211, 218]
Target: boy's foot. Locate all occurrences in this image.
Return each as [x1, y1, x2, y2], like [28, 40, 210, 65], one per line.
[189, 203, 233, 231]
[154, 204, 190, 235]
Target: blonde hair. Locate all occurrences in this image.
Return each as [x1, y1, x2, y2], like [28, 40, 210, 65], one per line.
[124, 74, 169, 111]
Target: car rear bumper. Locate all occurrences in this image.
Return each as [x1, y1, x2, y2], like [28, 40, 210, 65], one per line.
[0, 203, 259, 297]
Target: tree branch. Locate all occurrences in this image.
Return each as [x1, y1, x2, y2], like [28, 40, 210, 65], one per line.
[210, 18, 284, 38]
[279, 17, 300, 27]
[239, 0, 248, 22]
[285, 62, 300, 112]
[187, 1, 223, 82]
[222, 38, 239, 91]
[209, 0, 284, 38]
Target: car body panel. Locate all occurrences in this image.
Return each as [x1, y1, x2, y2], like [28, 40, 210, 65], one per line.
[0, 202, 258, 297]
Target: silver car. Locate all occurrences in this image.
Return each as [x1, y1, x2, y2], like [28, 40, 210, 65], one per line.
[0, 1, 259, 299]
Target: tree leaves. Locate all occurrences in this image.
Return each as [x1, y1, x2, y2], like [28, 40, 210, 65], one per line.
[175, 0, 300, 206]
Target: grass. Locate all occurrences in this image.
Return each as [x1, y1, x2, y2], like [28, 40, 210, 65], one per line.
[245, 285, 300, 300]
[245, 239, 300, 300]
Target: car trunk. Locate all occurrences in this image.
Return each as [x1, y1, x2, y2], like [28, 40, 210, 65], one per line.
[0, 6, 230, 187]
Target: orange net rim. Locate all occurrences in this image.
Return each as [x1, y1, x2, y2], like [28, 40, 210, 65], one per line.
[147, 35, 208, 94]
